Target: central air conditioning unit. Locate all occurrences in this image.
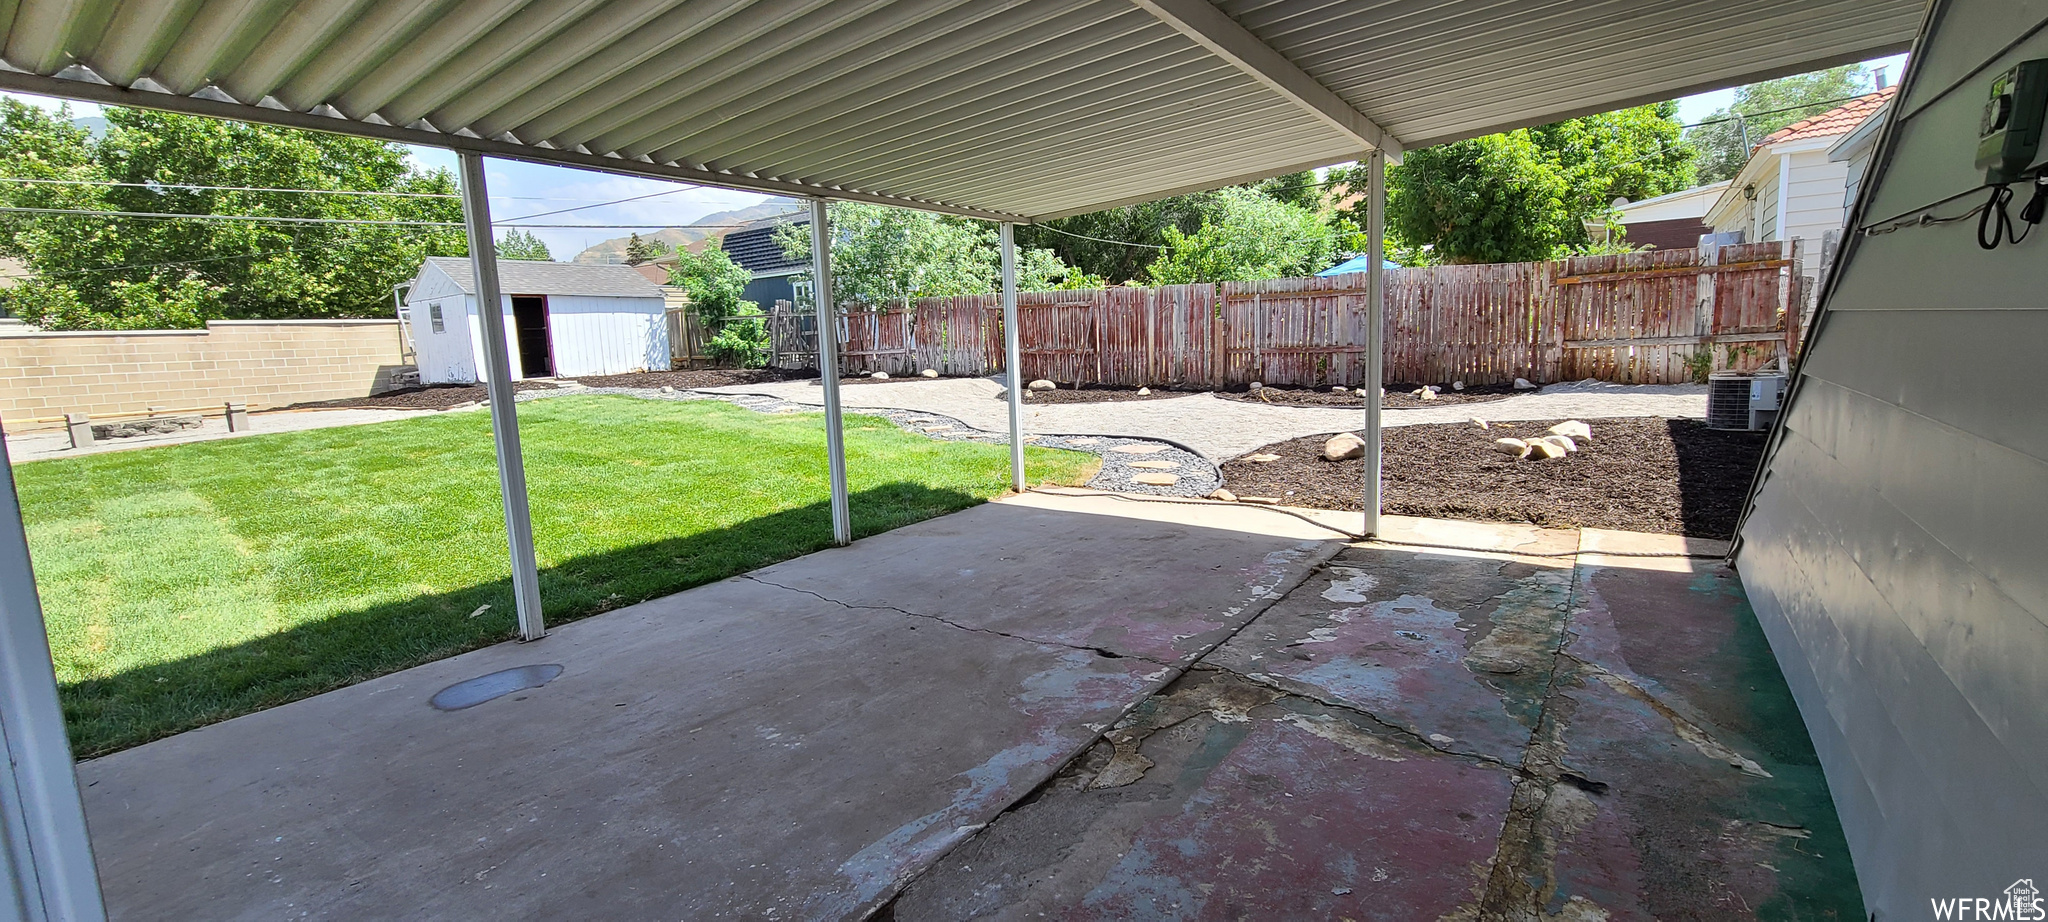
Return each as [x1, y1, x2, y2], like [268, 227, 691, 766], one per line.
[1707, 372, 1787, 431]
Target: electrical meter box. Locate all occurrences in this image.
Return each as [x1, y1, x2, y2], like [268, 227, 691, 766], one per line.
[1978, 59, 2048, 184]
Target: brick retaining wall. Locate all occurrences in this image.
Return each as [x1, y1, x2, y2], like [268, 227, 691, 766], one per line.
[0, 319, 408, 425]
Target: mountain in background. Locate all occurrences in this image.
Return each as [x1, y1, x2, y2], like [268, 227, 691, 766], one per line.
[71, 116, 108, 138]
[571, 198, 801, 264]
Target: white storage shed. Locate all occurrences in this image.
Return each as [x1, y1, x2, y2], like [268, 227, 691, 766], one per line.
[404, 257, 669, 384]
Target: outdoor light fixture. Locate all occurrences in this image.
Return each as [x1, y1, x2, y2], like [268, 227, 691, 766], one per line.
[1743, 183, 1759, 201]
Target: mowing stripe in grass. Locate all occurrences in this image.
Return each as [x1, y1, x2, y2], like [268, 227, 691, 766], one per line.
[15, 395, 1098, 756]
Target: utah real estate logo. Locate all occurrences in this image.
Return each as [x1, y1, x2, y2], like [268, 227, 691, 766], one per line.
[1932, 880, 2047, 920]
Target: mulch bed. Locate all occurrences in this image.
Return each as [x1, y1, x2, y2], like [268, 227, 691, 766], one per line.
[284, 380, 561, 410]
[1220, 417, 1767, 538]
[572, 368, 816, 389]
[1010, 381, 1521, 408]
[1217, 382, 1520, 409]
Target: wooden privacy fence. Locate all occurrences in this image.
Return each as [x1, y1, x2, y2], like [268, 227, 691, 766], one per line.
[766, 242, 1803, 387]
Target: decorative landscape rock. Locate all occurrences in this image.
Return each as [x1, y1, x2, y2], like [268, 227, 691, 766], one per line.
[920, 368, 939, 378]
[1541, 435, 1578, 453]
[1248, 381, 1263, 392]
[1331, 386, 1348, 393]
[1526, 440, 1567, 460]
[871, 371, 890, 379]
[1452, 381, 1465, 391]
[658, 385, 675, 394]
[1136, 387, 1150, 395]
[1132, 473, 1180, 486]
[1028, 379, 1057, 391]
[1548, 420, 1593, 442]
[1208, 488, 1238, 502]
[1472, 418, 1490, 429]
[1514, 377, 1537, 390]
[91, 416, 201, 439]
[1244, 453, 1282, 463]
[1492, 438, 1530, 458]
[1322, 432, 1366, 461]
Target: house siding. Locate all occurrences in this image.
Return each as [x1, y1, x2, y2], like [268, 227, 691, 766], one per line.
[1756, 164, 1781, 240]
[1734, 4, 2048, 919]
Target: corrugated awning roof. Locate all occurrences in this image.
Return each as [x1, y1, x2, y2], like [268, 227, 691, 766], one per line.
[421, 256, 664, 297]
[0, 0, 1921, 222]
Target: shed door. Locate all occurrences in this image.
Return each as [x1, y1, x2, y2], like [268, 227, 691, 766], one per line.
[511, 295, 553, 377]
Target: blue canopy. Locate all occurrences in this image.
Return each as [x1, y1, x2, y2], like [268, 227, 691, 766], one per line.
[1318, 255, 1402, 276]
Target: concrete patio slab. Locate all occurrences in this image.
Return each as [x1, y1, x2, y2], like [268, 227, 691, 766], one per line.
[890, 518, 1861, 921]
[75, 494, 1340, 920]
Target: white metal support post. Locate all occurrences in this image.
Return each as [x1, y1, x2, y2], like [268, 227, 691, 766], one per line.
[0, 428, 107, 921]
[811, 198, 852, 545]
[457, 152, 546, 641]
[999, 223, 1025, 491]
[1363, 150, 1386, 536]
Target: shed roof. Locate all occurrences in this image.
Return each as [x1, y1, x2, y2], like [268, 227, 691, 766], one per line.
[420, 257, 665, 298]
[0, 0, 1921, 223]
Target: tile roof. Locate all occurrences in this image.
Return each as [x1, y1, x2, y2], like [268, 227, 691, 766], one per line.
[422, 257, 664, 298]
[1756, 85, 1896, 148]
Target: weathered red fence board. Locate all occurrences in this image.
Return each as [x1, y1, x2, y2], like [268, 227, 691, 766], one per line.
[768, 242, 1799, 387]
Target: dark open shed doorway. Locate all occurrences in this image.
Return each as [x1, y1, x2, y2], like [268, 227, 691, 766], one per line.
[510, 295, 553, 378]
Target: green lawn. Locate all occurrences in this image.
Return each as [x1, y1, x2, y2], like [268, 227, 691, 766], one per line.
[16, 395, 1097, 757]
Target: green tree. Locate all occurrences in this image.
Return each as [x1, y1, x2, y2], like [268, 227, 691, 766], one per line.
[623, 232, 667, 265]
[1349, 104, 1694, 264]
[496, 229, 551, 261]
[1015, 192, 1231, 283]
[668, 245, 765, 367]
[0, 100, 465, 330]
[774, 202, 1088, 306]
[1143, 187, 1338, 284]
[1373, 132, 1569, 264]
[1251, 170, 1324, 210]
[1687, 65, 1870, 183]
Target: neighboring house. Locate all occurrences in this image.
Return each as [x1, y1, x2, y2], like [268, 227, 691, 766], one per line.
[1613, 181, 1731, 249]
[720, 213, 809, 307]
[404, 257, 669, 384]
[1705, 86, 1897, 305]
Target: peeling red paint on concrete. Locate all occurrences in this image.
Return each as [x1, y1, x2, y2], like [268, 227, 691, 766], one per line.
[1076, 718, 1511, 919]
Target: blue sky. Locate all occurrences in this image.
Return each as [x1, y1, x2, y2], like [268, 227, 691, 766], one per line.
[4, 51, 1908, 260]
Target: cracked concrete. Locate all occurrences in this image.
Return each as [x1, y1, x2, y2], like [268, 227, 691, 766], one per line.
[888, 517, 1862, 922]
[740, 574, 1178, 668]
[72, 491, 1343, 921]
[70, 492, 1855, 920]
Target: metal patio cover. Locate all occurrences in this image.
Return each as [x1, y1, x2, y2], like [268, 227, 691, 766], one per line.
[0, 0, 1919, 222]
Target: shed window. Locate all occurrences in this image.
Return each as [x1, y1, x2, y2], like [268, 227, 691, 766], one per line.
[429, 304, 444, 333]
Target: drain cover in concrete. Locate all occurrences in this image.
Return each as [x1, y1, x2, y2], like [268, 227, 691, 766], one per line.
[1110, 445, 1166, 454]
[1132, 473, 1180, 485]
[1129, 460, 1179, 470]
[431, 664, 565, 710]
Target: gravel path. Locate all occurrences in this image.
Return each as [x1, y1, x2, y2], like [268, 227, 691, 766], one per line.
[521, 384, 1219, 497]
[697, 376, 1708, 461]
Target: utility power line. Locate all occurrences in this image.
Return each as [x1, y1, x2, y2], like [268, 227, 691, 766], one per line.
[0, 205, 801, 230]
[0, 175, 708, 202]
